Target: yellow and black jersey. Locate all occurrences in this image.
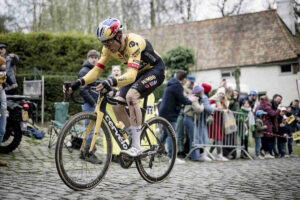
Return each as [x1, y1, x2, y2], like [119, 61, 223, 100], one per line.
[83, 33, 162, 87]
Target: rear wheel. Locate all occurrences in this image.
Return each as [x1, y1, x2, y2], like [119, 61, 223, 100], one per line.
[136, 117, 177, 183]
[55, 112, 112, 191]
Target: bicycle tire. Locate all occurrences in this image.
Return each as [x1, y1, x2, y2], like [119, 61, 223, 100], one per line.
[55, 112, 112, 191]
[136, 117, 177, 183]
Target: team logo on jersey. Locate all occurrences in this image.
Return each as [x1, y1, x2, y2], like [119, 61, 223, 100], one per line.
[132, 49, 140, 57]
[141, 75, 156, 85]
[129, 41, 138, 48]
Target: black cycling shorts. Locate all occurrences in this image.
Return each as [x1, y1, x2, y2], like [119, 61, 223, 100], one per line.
[118, 60, 165, 99]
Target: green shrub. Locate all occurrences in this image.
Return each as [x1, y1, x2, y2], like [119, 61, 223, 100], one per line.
[0, 32, 126, 78]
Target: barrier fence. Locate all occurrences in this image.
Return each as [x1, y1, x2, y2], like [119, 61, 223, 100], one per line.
[186, 110, 253, 160]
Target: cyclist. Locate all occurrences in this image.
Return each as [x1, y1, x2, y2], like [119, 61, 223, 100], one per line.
[65, 18, 165, 157]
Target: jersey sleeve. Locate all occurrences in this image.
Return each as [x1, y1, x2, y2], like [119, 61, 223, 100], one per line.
[96, 47, 110, 69]
[126, 36, 146, 70]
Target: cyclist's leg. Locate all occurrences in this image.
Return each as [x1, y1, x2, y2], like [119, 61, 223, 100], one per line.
[121, 63, 165, 157]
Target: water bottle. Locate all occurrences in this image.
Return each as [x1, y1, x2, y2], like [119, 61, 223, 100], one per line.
[115, 121, 128, 138]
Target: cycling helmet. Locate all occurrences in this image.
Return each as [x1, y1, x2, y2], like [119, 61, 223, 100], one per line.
[96, 18, 123, 42]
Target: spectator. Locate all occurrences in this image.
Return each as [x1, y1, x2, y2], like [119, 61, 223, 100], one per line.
[254, 110, 267, 159]
[177, 75, 195, 158]
[0, 43, 19, 95]
[202, 83, 212, 97]
[277, 107, 289, 158]
[209, 87, 229, 161]
[289, 99, 300, 148]
[228, 89, 240, 111]
[0, 56, 15, 167]
[270, 94, 283, 157]
[197, 84, 214, 161]
[78, 49, 102, 164]
[256, 96, 280, 159]
[0, 56, 16, 117]
[183, 84, 204, 161]
[238, 99, 255, 158]
[239, 90, 258, 110]
[159, 70, 198, 164]
[110, 65, 121, 78]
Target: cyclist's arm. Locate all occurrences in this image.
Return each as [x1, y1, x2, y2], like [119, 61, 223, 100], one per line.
[114, 60, 139, 87]
[82, 48, 110, 85]
[113, 38, 144, 87]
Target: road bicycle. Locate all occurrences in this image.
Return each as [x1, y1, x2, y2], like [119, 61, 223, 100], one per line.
[55, 83, 177, 191]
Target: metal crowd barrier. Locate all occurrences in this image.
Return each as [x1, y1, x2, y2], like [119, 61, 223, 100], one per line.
[186, 109, 253, 160]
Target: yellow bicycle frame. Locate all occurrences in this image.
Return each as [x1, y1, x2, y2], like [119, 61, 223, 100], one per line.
[80, 95, 104, 153]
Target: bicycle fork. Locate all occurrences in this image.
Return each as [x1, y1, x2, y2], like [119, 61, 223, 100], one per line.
[80, 97, 104, 153]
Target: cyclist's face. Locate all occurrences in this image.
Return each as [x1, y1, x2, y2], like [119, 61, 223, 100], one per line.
[102, 39, 120, 53]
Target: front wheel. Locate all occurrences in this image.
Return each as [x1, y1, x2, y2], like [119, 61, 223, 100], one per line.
[136, 117, 177, 183]
[55, 112, 112, 191]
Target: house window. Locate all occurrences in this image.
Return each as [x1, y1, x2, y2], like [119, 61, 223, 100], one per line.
[280, 65, 292, 73]
[221, 70, 234, 78]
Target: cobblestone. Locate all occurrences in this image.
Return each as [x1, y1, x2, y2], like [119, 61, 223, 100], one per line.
[0, 136, 300, 200]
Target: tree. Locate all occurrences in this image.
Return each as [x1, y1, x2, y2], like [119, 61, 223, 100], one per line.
[211, 0, 245, 17]
[293, 0, 300, 35]
[0, 15, 13, 33]
[162, 46, 195, 79]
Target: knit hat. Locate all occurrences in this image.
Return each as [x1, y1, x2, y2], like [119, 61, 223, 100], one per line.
[201, 83, 212, 94]
[187, 75, 195, 83]
[192, 84, 204, 94]
[0, 56, 6, 66]
[0, 43, 7, 49]
[217, 87, 225, 95]
[256, 110, 267, 116]
[87, 49, 100, 58]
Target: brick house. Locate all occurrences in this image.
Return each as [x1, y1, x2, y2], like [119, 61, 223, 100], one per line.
[133, 9, 300, 105]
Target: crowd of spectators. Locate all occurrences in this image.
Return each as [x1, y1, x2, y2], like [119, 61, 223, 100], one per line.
[159, 70, 300, 163]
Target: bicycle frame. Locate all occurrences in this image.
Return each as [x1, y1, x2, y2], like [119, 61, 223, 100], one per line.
[80, 94, 131, 153]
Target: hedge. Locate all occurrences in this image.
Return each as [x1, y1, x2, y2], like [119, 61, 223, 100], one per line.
[0, 32, 126, 78]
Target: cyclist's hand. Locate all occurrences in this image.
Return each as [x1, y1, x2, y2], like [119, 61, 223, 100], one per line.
[63, 80, 81, 94]
[96, 79, 112, 93]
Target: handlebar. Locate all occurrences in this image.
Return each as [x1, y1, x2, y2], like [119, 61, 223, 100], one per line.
[63, 81, 127, 106]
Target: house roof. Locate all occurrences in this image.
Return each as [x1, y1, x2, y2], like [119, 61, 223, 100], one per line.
[132, 10, 300, 71]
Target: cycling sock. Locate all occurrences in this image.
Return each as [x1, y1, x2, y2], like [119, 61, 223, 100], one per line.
[125, 126, 134, 137]
[131, 125, 141, 151]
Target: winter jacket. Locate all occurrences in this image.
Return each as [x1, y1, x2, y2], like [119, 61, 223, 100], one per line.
[159, 78, 192, 122]
[255, 100, 280, 137]
[184, 100, 204, 118]
[254, 118, 266, 138]
[78, 60, 99, 106]
[4, 54, 19, 84]
[270, 100, 280, 133]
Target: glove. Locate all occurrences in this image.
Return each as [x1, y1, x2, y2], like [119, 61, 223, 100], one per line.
[101, 79, 112, 91]
[71, 79, 85, 91]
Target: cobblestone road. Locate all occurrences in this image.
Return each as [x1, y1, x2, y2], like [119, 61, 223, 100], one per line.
[0, 136, 300, 200]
